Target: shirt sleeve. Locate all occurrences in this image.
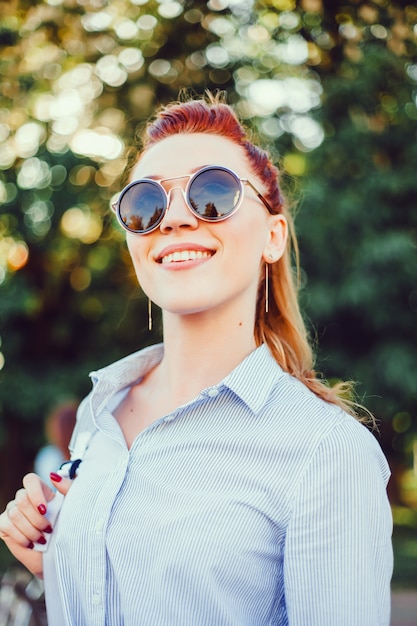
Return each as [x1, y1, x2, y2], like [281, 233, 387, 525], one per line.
[283, 418, 393, 626]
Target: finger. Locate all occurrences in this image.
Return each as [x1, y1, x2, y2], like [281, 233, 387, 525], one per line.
[9, 504, 50, 546]
[50, 473, 73, 496]
[22, 472, 55, 514]
[6, 499, 17, 512]
[0, 507, 15, 539]
[0, 506, 39, 548]
[14, 488, 53, 535]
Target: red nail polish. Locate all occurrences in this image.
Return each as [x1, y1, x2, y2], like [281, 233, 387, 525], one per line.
[38, 503, 47, 515]
[43, 525, 53, 534]
[50, 472, 62, 482]
[27, 541, 34, 550]
[37, 536, 47, 545]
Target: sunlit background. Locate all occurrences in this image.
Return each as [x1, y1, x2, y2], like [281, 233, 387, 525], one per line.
[0, 0, 416, 590]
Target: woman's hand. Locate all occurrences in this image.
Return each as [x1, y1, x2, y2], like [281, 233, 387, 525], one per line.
[0, 472, 73, 578]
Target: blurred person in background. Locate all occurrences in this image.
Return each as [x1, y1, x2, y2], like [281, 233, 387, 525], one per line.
[34, 402, 78, 486]
[0, 92, 393, 626]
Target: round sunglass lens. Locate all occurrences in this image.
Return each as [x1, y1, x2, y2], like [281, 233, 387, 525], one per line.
[119, 182, 165, 232]
[188, 168, 241, 219]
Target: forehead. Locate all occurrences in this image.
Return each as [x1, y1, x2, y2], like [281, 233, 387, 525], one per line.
[129, 133, 250, 181]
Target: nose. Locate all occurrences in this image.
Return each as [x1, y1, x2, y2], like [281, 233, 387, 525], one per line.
[159, 186, 199, 233]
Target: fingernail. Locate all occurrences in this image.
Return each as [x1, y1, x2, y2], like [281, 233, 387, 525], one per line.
[38, 503, 47, 515]
[43, 525, 53, 534]
[27, 541, 34, 550]
[37, 536, 47, 545]
[50, 472, 62, 482]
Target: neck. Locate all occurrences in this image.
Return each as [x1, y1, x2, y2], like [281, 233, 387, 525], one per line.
[151, 306, 257, 406]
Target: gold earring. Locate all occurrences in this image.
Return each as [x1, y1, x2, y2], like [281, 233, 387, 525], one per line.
[265, 263, 269, 314]
[148, 298, 152, 331]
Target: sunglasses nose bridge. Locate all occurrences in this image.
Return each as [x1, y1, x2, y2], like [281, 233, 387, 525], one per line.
[163, 184, 189, 212]
[159, 185, 198, 230]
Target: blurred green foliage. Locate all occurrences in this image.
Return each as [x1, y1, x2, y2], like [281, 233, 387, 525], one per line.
[0, 0, 416, 548]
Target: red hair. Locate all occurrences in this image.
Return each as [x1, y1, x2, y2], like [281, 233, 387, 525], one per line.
[143, 98, 284, 215]
[136, 92, 367, 420]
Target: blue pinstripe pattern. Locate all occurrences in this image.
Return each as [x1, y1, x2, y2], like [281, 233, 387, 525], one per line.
[43, 344, 392, 625]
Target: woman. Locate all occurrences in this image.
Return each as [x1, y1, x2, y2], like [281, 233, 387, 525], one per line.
[0, 93, 392, 625]
[34, 401, 78, 485]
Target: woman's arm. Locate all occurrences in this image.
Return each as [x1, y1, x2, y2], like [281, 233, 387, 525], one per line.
[284, 420, 393, 626]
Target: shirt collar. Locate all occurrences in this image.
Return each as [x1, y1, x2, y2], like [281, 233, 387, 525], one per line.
[89, 342, 283, 416]
[89, 343, 165, 390]
[221, 343, 284, 414]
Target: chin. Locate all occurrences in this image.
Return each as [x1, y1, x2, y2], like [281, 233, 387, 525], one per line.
[159, 299, 216, 318]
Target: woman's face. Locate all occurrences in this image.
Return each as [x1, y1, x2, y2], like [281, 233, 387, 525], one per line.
[125, 133, 287, 320]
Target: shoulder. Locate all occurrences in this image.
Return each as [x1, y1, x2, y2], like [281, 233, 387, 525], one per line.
[312, 414, 390, 482]
[266, 370, 390, 482]
[266, 369, 345, 442]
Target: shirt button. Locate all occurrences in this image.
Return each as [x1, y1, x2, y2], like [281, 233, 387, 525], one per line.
[94, 519, 104, 533]
[92, 593, 101, 605]
[207, 388, 219, 397]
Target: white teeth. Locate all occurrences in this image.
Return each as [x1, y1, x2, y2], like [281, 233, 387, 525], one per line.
[161, 250, 211, 264]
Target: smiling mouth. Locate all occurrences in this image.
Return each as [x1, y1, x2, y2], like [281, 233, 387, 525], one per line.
[159, 250, 214, 264]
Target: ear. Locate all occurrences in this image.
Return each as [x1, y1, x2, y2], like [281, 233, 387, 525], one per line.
[263, 214, 288, 263]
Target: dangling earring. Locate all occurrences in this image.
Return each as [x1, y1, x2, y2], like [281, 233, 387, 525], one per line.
[265, 254, 275, 314]
[148, 298, 153, 331]
[265, 263, 269, 314]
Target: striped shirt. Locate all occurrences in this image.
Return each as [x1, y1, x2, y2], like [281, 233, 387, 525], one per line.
[43, 343, 393, 626]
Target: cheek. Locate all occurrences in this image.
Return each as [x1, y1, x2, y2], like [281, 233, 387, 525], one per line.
[226, 217, 268, 260]
[126, 236, 148, 276]
[126, 238, 136, 262]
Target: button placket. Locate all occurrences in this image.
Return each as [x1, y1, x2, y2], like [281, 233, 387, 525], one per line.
[92, 592, 101, 605]
[85, 443, 129, 624]
[94, 518, 104, 534]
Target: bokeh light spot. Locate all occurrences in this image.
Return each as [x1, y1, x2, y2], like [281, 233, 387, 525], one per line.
[17, 158, 51, 189]
[118, 48, 144, 72]
[71, 129, 124, 161]
[61, 207, 103, 244]
[70, 266, 91, 291]
[14, 122, 46, 158]
[81, 11, 113, 33]
[81, 297, 104, 320]
[393, 412, 411, 433]
[95, 55, 128, 87]
[69, 165, 97, 187]
[0, 141, 17, 169]
[0, 181, 7, 204]
[115, 19, 139, 40]
[7, 241, 29, 271]
[137, 14, 157, 30]
[290, 116, 324, 150]
[205, 44, 229, 67]
[158, 2, 183, 19]
[283, 153, 306, 176]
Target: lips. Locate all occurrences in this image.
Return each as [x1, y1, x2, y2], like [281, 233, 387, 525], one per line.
[155, 244, 214, 265]
[161, 250, 212, 264]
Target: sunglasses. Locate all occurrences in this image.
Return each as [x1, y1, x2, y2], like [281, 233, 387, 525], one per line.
[112, 165, 274, 234]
